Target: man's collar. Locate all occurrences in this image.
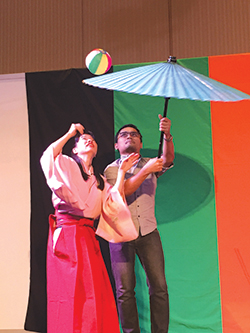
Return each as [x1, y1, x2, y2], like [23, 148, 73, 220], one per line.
[120, 154, 141, 161]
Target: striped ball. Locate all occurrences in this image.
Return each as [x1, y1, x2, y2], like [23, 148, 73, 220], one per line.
[85, 49, 112, 75]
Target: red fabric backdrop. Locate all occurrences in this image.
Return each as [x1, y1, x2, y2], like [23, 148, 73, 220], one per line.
[210, 53, 250, 332]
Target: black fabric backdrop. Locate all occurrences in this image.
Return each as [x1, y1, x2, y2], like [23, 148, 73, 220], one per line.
[24, 68, 115, 332]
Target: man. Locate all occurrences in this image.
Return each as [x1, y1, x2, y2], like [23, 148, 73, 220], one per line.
[104, 115, 175, 333]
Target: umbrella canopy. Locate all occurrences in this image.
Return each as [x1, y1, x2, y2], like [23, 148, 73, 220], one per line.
[83, 57, 250, 102]
[83, 57, 250, 157]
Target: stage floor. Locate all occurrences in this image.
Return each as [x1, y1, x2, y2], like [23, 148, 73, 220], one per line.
[0, 330, 37, 333]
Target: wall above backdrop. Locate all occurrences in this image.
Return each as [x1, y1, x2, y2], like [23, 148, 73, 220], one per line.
[0, 0, 250, 74]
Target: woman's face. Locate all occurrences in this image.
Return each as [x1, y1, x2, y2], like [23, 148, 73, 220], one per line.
[74, 134, 98, 158]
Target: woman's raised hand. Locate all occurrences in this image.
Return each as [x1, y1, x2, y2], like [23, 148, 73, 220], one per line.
[120, 153, 140, 173]
[68, 123, 85, 138]
[50, 123, 85, 159]
[115, 153, 140, 195]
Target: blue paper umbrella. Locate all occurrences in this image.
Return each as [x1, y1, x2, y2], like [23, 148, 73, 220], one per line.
[83, 57, 250, 156]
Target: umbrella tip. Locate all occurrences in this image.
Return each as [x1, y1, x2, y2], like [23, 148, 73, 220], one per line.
[168, 56, 177, 63]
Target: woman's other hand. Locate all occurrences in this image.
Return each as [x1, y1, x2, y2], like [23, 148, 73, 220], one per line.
[120, 153, 140, 173]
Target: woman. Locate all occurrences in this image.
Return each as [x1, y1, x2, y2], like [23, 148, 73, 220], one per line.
[40, 123, 139, 333]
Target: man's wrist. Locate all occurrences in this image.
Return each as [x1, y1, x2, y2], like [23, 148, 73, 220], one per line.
[164, 134, 173, 142]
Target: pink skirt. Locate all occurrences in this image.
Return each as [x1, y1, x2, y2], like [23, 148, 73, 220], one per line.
[47, 213, 120, 333]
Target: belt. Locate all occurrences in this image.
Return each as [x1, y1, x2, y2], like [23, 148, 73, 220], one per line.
[54, 212, 96, 230]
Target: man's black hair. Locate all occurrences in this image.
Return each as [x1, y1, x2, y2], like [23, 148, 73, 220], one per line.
[115, 124, 142, 143]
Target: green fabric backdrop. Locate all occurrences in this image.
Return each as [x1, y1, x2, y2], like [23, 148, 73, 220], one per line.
[113, 58, 222, 333]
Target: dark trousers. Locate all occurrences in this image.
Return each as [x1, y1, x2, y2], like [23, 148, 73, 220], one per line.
[109, 229, 169, 333]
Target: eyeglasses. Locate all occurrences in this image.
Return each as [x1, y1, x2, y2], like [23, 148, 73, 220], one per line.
[118, 131, 140, 139]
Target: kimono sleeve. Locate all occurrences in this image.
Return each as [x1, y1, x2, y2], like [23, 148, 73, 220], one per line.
[96, 181, 138, 243]
[40, 145, 88, 210]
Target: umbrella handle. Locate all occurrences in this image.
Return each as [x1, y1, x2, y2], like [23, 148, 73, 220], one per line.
[157, 98, 170, 158]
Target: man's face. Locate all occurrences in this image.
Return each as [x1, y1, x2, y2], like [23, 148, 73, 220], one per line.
[115, 127, 142, 155]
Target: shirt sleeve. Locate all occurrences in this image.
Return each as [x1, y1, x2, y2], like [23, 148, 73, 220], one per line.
[103, 164, 117, 186]
[156, 162, 174, 177]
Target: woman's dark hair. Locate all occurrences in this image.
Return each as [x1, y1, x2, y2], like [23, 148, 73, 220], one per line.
[71, 130, 104, 191]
